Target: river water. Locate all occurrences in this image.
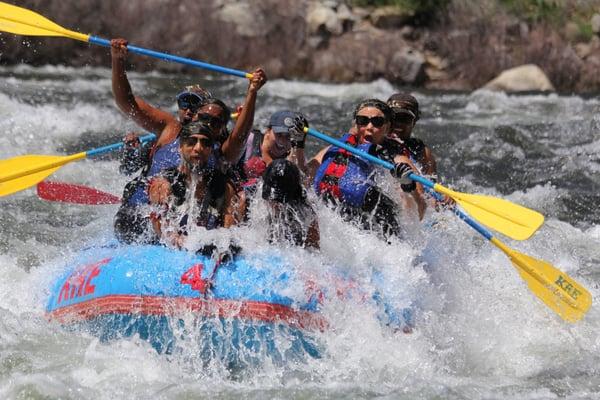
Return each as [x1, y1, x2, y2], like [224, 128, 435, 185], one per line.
[0, 64, 599, 399]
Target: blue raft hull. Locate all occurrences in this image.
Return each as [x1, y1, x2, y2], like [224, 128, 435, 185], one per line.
[46, 245, 325, 365]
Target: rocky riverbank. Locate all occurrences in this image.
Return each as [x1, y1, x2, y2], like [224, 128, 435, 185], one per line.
[2, 0, 600, 93]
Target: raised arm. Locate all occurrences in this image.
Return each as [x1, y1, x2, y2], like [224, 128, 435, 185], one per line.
[287, 114, 310, 175]
[221, 68, 267, 163]
[111, 38, 177, 135]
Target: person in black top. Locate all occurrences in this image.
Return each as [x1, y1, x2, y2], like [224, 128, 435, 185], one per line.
[147, 121, 239, 248]
[386, 93, 437, 176]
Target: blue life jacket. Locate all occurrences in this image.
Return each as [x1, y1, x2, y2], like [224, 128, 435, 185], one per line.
[313, 133, 375, 208]
[126, 138, 181, 206]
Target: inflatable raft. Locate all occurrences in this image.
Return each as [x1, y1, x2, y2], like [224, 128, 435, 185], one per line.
[46, 243, 415, 369]
[46, 244, 326, 367]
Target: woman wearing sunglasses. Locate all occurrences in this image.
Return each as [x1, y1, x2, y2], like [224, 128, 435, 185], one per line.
[309, 99, 426, 241]
[147, 121, 239, 248]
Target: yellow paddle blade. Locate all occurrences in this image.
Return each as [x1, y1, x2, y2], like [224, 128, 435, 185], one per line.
[0, 166, 61, 196]
[491, 238, 592, 323]
[0, 2, 89, 41]
[436, 185, 544, 241]
[0, 153, 86, 196]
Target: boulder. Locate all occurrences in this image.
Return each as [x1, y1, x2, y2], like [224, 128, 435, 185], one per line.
[307, 3, 343, 36]
[425, 52, 448, 70]
[217, 2, 266, 38]
[592, 14, 600, 34]
[370, 6, 414, 29]
[389, 47, 426, 84]
[564, 22, 581, 42]
[575, 43, 592, 59]
[483, 64, 555, 92]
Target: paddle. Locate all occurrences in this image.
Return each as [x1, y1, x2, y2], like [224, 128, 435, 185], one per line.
[37, 181, 121, 205]
[304, 127, 544, 241]
[430, 188, 590, 322]
[305, 127, 591, 322]
[0, 2, 252, 79]
[0, 133, 156, 197]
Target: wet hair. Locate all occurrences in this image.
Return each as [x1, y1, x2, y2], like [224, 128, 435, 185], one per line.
[262, 159, 306, 204]
[352, 98, 393, 123]
[199, 98, 231, 126]
[180, 120, 213, 140]
[180, 84, 213, 101]
[387, 93, 420, 121]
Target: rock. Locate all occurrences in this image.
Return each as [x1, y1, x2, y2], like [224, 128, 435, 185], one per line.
[389, 47, 426, 84]
[586, 54, 600, 67]
[425, 65, 449, 81]
[425, 52, 448, 70]
[263, 58, 284, 77]
[370, 6, 414, 29]
[336, 3, 356, 32]
[307, 3, 343, 36]
[400, 25, 418, 40]
[307, 35, 327, 49]
[592, 14, 600, 34]
[217, 2, 266, 38]
[506, 20, 530, 39]
[505, 18, 521, 37]
[575, 43, 592, 59]
[564, 22, 582, 42]
[337, 3, 353, 21]
[483, 64, 555, 92]
[520, 22, 530, 39]
[322, 0, 339, 9]
[351, 6, 371, 21]
[311, 51, 355, 82]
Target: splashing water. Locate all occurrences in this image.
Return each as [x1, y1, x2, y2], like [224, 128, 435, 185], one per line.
[0, 65, 599, 399]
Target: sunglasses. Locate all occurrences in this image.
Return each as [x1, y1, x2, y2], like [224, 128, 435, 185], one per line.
[197, 113, 226, 128]
[181, 135, 213, 148]
[393, 110, 416, 125]
[176, 92, 205, 112]
[355, 115, 387, 128]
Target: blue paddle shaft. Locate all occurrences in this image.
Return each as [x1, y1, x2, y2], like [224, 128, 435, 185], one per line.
[425, 189, 493, 240]
[306, 127, 494, 241]
[86, 133, 156, 157]
[89, 36, 249, 78]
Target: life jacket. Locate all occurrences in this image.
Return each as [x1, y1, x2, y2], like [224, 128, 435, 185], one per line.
[313, 133, 375, 208]
[404, 137, 426, 163]
[124, 138, 182, 207]
[242, 155, 266, 187]
[147, 138, 182, 176]
[377, 137, 411, 162]
[376, 137, 426, 175]
[124, 136, 224, 207]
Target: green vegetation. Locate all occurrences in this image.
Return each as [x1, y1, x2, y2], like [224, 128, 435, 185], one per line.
[574, 19, 594, 42]
[499, 0, 564, 24]
[499, 0, 598, 41]
[351, 0, 598, 41]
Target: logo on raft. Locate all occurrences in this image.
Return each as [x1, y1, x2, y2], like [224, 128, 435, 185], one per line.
[57, 258, 110, 303]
